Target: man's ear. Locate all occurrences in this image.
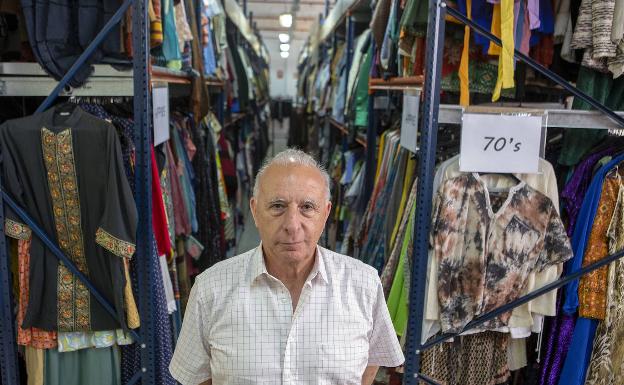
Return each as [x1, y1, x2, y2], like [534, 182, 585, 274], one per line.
[324, 200, 332, 222]
[250, 197, 258, 227]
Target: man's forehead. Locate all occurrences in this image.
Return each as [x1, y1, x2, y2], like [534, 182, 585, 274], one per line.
[259, 164, 326, 191]
[266, 195, 320, 203]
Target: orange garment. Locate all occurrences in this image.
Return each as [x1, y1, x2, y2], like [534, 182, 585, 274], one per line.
[17, 239, 57, 348]
[459, 0, 473, 106]
[578, 177, 621, 320]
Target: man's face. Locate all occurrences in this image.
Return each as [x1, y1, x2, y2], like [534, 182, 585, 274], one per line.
[250, 163, 332, 264]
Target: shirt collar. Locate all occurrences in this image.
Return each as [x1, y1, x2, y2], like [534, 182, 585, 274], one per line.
[249, 243, 329, 286]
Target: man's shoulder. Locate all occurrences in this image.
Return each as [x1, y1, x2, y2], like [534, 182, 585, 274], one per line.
[320, 247, 380, 287]
[194, 248, 255, 288]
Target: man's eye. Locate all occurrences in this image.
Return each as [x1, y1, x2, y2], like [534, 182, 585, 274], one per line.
[301, 204, 316, 211]
[270, 203, 285, 210]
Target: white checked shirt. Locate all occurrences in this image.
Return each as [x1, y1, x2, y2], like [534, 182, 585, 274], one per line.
[169, 245, 405, 385]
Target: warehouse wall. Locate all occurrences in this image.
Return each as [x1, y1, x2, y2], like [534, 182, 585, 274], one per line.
[263, 37, 305, 99]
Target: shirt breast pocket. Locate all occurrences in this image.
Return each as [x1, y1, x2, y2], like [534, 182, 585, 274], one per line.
[317, 341, 368, 385]
[503, 215, 541, 266]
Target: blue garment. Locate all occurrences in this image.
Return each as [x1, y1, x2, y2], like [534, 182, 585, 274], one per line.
[530, 0, 554, 46]
[202, 22, 218, 76]
[332, 52, 348, 123]
[556, 153, 624, 385]
[465, 0, 494, 54]
[563, 153, 624, 314]
[516, 0, 525, 51]
[557, 319, 598, 385]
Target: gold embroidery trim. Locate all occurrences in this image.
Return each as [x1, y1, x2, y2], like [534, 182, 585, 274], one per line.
[96, 228, 136, 259]
[5, 219, 31, 240]
[42, 128, 91, 331]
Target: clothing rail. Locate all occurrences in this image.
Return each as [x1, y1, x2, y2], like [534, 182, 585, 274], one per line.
[403, 0, 624, 384]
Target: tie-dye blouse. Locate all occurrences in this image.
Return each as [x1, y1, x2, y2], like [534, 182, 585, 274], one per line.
[431, 173, 573, 333]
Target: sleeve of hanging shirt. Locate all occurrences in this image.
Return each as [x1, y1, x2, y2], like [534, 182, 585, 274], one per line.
[537, 202, 574, 272]
[94, 126, 138, 259]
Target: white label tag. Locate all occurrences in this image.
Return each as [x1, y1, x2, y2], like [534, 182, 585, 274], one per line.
[152, 85, 170, 146]
[460, 113, 542, 174]
[400, 92, 420, 153]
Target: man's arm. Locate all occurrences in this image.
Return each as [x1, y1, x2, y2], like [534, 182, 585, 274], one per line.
[362, 365, 379, 385]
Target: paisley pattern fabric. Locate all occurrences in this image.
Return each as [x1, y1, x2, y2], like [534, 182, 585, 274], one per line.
[578, 178, 620, 319]
[585, 181, 624, 385]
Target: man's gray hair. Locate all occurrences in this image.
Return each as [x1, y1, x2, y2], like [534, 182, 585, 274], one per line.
[253, 148, 331, 201]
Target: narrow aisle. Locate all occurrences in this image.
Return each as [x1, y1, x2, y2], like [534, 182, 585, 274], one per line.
[235, 118, 290, 254]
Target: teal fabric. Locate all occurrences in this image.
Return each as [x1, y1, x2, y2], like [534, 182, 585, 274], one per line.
[558, 66, 624, 166]
[45, 346, 121, 385]
[160, 0, 182, 69]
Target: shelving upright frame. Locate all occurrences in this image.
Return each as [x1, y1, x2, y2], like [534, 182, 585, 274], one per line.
[403, 1, 624, 385]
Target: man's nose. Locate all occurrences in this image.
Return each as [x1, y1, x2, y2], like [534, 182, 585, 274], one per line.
[282, 206, 302, 234]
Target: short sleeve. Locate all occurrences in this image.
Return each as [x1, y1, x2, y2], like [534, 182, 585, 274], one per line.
[95, 127, 137, 259]
[367, 278, 405, 367]
[537, 205, 573, 271]
[169, 281, 212, 385]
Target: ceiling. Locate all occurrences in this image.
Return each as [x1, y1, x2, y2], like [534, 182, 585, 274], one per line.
[246, 0, 328, 41]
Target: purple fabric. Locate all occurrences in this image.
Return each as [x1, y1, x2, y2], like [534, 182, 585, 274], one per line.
[538, 293, 577, 385]
[528, 0, 541, 29]
[561, 147, 616, 236]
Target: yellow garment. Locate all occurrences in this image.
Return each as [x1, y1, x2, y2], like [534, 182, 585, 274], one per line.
[488, 4, 502, 55]
[374, 132, 387, 184]
[25, 347, 44, 385]
[390, 157, 416, 248]
[459, 0, 473, 106]
[123, 259, 140, 329]
[492, 0, 515, 101]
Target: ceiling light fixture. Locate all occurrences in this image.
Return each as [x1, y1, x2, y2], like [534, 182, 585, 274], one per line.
[278, 33, 290, 43]
[280, 43, 290, 52]
[279, 13, 293, 28]
[280, 51, 289, 58]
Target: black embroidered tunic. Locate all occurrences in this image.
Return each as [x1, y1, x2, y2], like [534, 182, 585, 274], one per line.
[0, 106, 137, 332]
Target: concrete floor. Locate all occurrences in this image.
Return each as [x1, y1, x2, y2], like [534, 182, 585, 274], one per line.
[234, 118, 289, 255]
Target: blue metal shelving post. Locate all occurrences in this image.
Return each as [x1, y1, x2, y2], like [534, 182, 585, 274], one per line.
[403, 0, 447, 382]
[132, 0, 157, 381]
[0, 180, 19, 385]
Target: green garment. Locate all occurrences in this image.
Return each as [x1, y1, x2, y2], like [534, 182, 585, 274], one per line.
[353, 45, 374, 127]
[399, 0, 429, 38]
[387, 202, 416, 336]
[45, 346, 121, 385]
[558, 66, 624, 166]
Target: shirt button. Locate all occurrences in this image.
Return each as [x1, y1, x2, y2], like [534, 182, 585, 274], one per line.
[281, 297, 289, 303]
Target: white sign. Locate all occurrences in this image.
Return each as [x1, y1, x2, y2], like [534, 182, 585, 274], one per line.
[152, 85, 170, 146]
[400, 92, 420, 153]
[460, 113, 542, 174]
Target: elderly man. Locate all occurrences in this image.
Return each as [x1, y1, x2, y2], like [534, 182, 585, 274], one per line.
[169, 149, 404, 385]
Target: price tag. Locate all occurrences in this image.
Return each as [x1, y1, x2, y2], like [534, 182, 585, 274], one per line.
[400, 91, 420, 153]
[152, 85, 170, 146]
[460, 113, 542, 174]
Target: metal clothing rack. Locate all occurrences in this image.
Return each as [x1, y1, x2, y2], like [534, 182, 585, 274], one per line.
[403, 2, 624, 385]
[0, 0, 256, 383]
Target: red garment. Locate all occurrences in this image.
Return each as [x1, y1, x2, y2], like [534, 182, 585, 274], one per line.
[166, 142, 191, 236]
[17, 239, 57, 348]
[151, 148, 172, 257]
